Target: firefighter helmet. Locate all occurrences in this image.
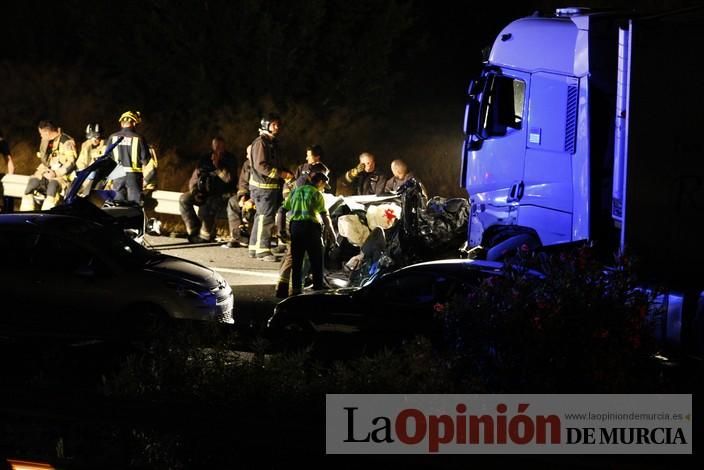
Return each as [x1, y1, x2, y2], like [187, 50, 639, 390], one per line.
[85, 123, 102, 139]
[119, 110, 142, 125]
[259, 113, 281, 133]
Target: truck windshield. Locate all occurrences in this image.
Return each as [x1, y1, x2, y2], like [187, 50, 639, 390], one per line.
[465, 71, 524, 139]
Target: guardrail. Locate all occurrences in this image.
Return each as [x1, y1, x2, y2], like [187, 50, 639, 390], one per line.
[2, 173, 183, 215]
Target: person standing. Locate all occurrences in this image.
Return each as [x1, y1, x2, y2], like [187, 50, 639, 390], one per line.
[180, 136, 238, 243]
[20, 120, 77, 211]
[106, 110, 151, 204]
[1, 131, 15, 212]
[275, 161, 330, 297]
[293, 144, 330, 188]
[247, 113, 292, 259]
[76, 123, 106, 170]
[282, 171, 337, 296]
[344, 151, 386, 196]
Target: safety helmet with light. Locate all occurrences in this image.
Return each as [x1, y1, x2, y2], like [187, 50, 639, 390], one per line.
[259, 113, 281, 133]
[119, 110, 142, 125]
[85, 123, 102, 139]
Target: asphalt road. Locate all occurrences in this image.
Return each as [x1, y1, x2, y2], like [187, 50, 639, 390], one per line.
[144, 233, 283, 332]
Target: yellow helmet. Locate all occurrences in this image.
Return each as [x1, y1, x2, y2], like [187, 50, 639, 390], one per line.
[119, 110, 142, 125]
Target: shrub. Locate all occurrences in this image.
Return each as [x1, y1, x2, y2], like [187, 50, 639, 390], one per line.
[443, 246, 662, 392]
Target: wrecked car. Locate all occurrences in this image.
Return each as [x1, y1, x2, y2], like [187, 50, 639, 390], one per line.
[267, 258, 542, 348]
[323, 178, 470, 287]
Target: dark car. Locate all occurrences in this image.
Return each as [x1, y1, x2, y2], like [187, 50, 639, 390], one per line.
[266, 258, 543, 347]
[0, 212, 233, 340]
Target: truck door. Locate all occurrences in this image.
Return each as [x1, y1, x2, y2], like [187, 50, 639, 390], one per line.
[464, 69, 529, 233]
[518, 72, 579, 245]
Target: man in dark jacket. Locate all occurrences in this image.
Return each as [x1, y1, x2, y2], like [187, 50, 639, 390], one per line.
[344, 152, 386, 196]
[180, 136, 238, 243]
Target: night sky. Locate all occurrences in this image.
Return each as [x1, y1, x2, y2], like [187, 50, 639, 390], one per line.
[2, 0, 698, 195]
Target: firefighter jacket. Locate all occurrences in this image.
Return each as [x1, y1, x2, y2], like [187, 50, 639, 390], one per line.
[76, 139, 106, 170]
[347, 168, 387, 196]
[248, 134, 284, 191]
[143, 146, 159, 191]
[33, 132, 77, 189]
[107, 127, 151, 173]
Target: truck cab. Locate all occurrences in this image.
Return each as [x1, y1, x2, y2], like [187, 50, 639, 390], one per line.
[462, 7, 622, 260]
[462, 7, 704, 354]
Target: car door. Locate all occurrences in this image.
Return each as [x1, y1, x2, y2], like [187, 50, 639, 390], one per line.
[364, 271, 450, 335]
[0, 227, 42, 334]
[26, 232, 119, 338]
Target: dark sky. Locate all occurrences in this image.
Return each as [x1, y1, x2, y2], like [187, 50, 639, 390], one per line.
[3, 0, 700, 193]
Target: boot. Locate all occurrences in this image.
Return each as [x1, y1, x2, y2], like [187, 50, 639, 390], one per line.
[20, 194, 36, 212]
[275, 282, 289, 298]
[41, 194, 59, 211]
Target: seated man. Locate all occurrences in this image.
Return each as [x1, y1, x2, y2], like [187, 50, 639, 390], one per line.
[1, 131, 15, 212]
[384, 158, 428, 200]
[179, 136, 238, 243]
[222, 146, 252, 248]
[20, 120, 77, 211]
[76, 123, 106, 170]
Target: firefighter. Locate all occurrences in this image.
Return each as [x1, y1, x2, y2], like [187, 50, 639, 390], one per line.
[20, 120, 77, 211]
[222, 145, 252, 248]
[247, 113, 292, 259]
[106, 110, 151, 204]
[344, 151, 387, 196]
[180, 136, 238, 243]
[1, 131, 15, 212]
[76, 123, 106, 170]
[293, 144, 330, 189]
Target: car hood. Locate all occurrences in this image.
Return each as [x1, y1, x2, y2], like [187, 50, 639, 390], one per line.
[144, 254, 219, 287]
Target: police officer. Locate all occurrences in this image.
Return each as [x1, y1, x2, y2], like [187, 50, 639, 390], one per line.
[106, 110, 151, 204]
[20, 120, 77, 211]
[247, 113, 292, 259]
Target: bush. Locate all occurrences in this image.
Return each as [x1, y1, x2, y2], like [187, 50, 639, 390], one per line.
[443, 246, 662, 392]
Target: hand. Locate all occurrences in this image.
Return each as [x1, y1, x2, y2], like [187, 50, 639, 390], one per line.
[324, 229, 339, 247]
[356, 162, 366, 173]
[43, 170, 57, 179]
[280, 170, 293, 180]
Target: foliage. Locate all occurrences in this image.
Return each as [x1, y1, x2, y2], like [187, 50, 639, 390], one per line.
[443, 246, 663, 392]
